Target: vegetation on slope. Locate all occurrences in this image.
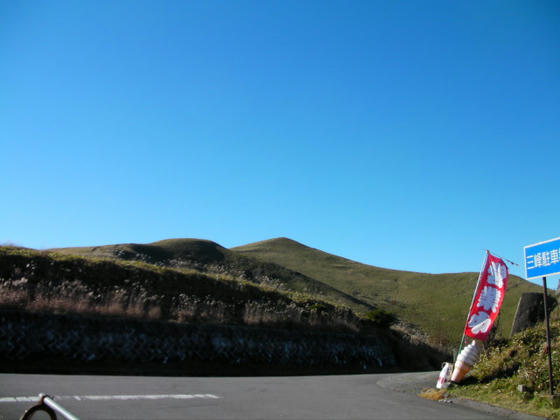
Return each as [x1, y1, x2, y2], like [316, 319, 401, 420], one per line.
[232, 238, 541, 345]
[0, 246, 372, 333]
[51, 239, 373, 315]
[446, 318, 560, 418]
[1, 246, 451, 373]
[46, 236, 541, 348]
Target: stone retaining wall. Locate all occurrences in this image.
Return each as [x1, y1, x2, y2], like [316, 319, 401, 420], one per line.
[0, 310, 401, 376]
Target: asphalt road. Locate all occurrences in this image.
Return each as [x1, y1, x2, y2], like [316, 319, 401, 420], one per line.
[0, 372, 538, 420]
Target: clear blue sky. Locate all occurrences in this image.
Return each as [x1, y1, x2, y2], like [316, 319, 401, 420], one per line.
[1, 1, 559, 285]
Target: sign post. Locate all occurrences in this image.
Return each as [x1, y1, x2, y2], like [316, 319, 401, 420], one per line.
[524, 237, 560, 395]
[542, 276, 553, 395]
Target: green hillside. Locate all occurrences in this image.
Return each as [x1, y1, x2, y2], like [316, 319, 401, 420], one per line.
[0, 246, 366, 333]
[232, 238, 542, 345]
[51, 239, 373, 314]
[51, 237, 542, 346]
[0, 246, 453, 374]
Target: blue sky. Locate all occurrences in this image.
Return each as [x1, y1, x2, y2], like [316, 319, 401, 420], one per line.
[1, 1, 559, 285]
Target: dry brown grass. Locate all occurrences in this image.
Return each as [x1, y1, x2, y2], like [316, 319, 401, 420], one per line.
[0, 288, 163, 321]
[0, 246, 391, 334]
[418, 388, 447, 401]
[0, 280, 361, 332]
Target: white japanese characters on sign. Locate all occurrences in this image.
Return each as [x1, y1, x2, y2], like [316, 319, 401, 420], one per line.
[526, 248, 560, 269]
[524, 237, 560, 280]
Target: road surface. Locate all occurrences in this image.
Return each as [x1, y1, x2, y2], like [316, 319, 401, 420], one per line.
[0, 372, 537, 420]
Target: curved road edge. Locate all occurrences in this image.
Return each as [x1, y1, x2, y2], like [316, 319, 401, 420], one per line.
[377, 371, 544, 420]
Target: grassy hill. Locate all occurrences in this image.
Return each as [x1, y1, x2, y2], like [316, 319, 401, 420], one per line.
[48, 236, 541, 346]
[232, 238, 542, 345]
[0, 246, 454, 374]
[0, 246, 367, 333]
[51, 239, 373, 314]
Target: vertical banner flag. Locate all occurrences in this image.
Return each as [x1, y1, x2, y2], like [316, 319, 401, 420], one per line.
[465, 253, 509, 341]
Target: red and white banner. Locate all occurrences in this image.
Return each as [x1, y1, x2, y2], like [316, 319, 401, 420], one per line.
[464, 253, 509, 341]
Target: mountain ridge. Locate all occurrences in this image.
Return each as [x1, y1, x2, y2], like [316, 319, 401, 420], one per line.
[52, 236, 541, 345]
[51, 238, 374, 314]
[232, 237, 542, 345]
[232, 237, 422, 274]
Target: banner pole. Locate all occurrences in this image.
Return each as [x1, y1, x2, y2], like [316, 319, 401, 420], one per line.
[457, 251, 488, 361]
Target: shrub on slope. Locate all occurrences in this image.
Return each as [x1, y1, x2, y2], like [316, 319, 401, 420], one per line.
[471, 321, 560, 393]
[447, 320, 560, 418]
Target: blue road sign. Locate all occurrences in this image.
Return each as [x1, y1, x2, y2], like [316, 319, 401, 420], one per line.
[524, 237, 560, 280]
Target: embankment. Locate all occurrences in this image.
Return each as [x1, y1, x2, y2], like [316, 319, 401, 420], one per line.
[0, 247, 448, 375]
[0, 309, 445, 376]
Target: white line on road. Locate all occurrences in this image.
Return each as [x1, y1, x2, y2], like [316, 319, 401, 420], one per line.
[0, 394, 221, 403]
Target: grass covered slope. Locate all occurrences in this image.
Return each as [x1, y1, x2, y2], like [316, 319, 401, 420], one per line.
[0, 246, 452, 374]
[51, 239, 373, 315]
[232, 238, 541, 345]
[0, 246, 364, 333]
[446, 319, 560, 419]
